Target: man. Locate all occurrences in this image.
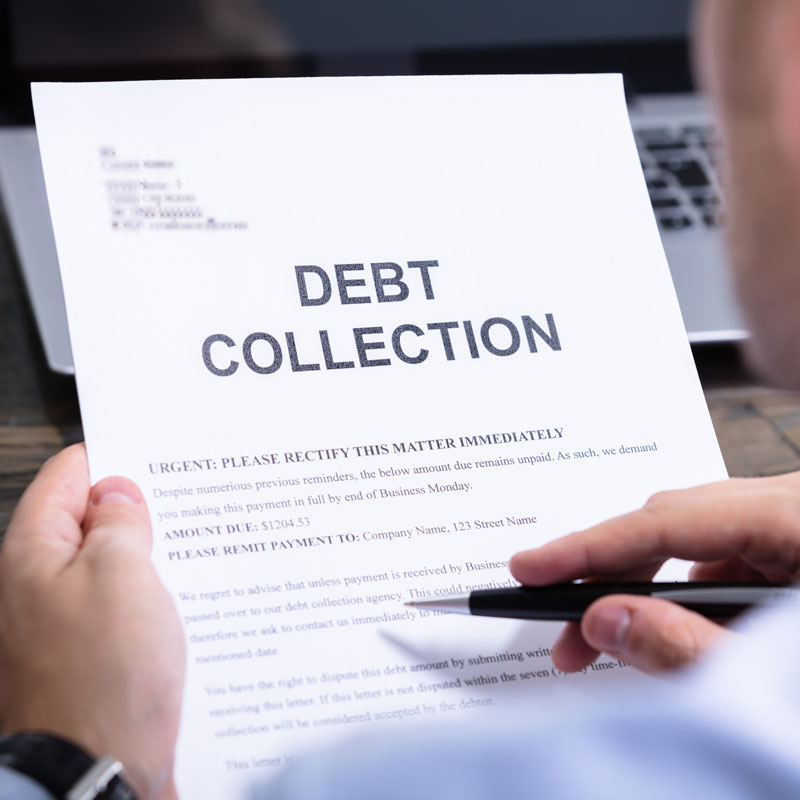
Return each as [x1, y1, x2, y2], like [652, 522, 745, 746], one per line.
[3, 0, 800, 797]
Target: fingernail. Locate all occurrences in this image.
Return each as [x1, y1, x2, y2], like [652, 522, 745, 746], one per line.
[93, 480, 140, 506]
[588, 606, 630, 652]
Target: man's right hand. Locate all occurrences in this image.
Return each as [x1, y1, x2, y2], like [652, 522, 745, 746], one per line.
[510, 474, 800, 674]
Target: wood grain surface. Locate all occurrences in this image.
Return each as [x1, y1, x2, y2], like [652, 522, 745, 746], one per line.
[0, 217, 82, 536]
[2, 219, 800, 539]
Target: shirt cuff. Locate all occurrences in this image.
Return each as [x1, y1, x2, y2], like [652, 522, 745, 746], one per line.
[0, 764, 55, 800]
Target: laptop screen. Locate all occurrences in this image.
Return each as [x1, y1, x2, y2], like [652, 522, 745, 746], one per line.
[1, 0, 694, 120]
[9, 0, 692, 65]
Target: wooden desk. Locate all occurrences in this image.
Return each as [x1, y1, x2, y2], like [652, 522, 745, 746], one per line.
[0, 219, 82, 535]
[3, 219, 800, 537]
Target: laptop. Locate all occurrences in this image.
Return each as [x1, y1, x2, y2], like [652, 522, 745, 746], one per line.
[0, 0, 744, 375]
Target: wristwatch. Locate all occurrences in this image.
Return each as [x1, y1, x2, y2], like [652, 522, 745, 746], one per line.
[0, 732, 138, 800]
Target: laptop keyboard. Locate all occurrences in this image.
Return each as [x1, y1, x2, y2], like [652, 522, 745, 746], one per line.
[634, 124, 724, 233]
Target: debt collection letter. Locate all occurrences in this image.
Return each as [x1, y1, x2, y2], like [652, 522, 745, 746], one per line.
[32, 75, 727, 797]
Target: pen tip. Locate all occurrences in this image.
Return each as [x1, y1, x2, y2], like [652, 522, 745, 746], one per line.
[404, 601, 416, 607]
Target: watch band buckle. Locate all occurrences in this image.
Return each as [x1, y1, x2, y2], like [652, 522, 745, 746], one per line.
[66, 757, 124, 800]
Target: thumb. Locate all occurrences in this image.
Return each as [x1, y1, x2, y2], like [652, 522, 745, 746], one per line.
[79, 476, 153, 562]
[580, 595, 730, 674]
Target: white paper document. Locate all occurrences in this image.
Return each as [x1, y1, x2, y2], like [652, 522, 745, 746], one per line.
[32, 74, 727, 798]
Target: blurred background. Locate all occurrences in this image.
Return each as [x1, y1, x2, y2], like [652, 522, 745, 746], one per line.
[0, 0, 693, 121]
[11, 0, 796, 541]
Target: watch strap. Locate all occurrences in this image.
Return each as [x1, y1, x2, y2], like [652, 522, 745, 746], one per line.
[0, 733, 137, 800]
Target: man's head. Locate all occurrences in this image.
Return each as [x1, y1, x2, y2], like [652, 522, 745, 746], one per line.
[696, 0, 800, 386]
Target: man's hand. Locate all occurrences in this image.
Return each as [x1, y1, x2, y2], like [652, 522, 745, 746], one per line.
[0, 445, 186, 800]
[510, 475, 800, 674]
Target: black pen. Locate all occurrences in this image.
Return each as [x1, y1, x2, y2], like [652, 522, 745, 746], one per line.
[404, 582, 799, 621]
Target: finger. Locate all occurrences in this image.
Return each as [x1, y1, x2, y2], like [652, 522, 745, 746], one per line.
[79, 476, 153, 566]
[510, 477, 800, 586]
[547, 558, 670, 673]
[689, 556, 771, 583]
[2, 445, 90, 574]
[580, 595, 730, 674]
[550, 622, 601, 673]
[583, 562, 666, 584]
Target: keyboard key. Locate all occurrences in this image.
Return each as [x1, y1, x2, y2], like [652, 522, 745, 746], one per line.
[651, 196, 681, 209]
[646, 141, 688, 153]
[682, 125, 715, 144]
[692, 193, 720, 209]
[658, 158, 710, 188]
[703, 212, 725, 228]
[646, 176, 669, 191]
[638, 126, 671, 136]
[635, 127, 688, 153]
[637, 127, 674, 142]
[659, 215, 693, 231]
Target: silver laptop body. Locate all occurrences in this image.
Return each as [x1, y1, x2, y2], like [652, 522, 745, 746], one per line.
[0, 127, 74, 373]
[0, 90, 744, 375]
[629, 93, 744, 342]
